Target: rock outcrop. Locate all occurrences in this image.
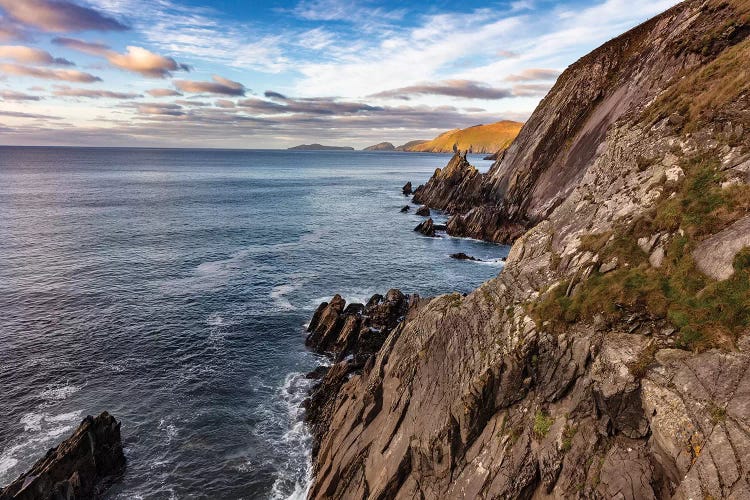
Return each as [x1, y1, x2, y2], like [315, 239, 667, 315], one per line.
[415, 0, 750, 244]
[450, 252, 481, 261]
[402, 182, 413, 195]
[415, 205, 430, 217]
[305, 1, 750, 498]
[414, 218, 436, 237]
[400, 205, 410, 213]
[1, 412, 125, 500]
[304, 291, 420, 455]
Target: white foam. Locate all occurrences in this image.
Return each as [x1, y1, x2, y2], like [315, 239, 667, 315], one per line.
[39, 384, 80, 402]
[270, 283, 299, 311]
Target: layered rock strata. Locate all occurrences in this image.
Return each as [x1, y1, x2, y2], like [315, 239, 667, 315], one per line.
[0, 412, 125, 500]
[306, 1, 750, 498]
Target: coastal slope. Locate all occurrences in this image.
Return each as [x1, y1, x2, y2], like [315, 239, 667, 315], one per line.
[306, 1, 750, 498]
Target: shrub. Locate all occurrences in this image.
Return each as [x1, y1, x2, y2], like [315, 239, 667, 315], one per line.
[533, 410, 554, 439]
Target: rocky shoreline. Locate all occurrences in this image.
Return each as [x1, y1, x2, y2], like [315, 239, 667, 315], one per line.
[300, 1, 750, 498]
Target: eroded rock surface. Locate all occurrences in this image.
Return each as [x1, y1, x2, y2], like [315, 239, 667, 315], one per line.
[0, 412, 125, 500]
[305, 0, 750, 498]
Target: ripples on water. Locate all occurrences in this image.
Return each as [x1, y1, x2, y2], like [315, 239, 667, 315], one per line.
[0, 148, 509, 498]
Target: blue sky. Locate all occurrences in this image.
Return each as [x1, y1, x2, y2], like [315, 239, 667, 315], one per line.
[0, 0, 680, 148]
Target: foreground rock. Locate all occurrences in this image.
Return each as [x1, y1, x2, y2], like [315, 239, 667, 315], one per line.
[1, 412, 125, 500]
[306, 1, 750, 498]
[304, 290, 419, 455]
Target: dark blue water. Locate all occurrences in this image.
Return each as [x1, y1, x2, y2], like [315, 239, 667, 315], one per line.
[0, 147, 509, 499]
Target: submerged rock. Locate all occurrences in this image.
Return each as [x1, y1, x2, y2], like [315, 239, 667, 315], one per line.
[402, 182, 413, 195]
[414, 218, 436, 237]
[416, 205, 430, 217]
[450, 252, 481, 261]
[400, 205, 410, 213]
[0, 412, 125, 500]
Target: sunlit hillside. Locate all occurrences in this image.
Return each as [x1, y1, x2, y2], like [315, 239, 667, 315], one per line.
[403, 120, 523, 154]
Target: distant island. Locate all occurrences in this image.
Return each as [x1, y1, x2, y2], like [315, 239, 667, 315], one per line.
[288, 144, 355, 151]
[363, 120, 523, 154]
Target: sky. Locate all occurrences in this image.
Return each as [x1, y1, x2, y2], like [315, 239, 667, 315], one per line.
[0, 0, 681, 149]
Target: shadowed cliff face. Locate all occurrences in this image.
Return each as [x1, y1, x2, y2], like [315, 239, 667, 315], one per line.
[417, 0, 750, 244]
[307, 0, 750, 498]
[0, 412, 125, 500]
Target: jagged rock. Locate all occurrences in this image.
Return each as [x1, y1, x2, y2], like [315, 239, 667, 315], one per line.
[402, 181, 413, 195]
[304, 290, 419, 458]
[415, 205, 430, 217]
[0, 412, 125, 500]
[414, 218, 436, 237]
[400, 205, 410, 213]
[450, 252, 481, 261]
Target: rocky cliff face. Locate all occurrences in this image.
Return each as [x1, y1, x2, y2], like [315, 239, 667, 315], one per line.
[0, 412, 125, 500]
[416, 0, 750, 244]
[306, 1, 750, 498]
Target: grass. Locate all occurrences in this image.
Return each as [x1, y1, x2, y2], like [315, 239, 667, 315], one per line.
[531, 154, 750, 351]
[561, 424, 578, 452]
[533, 410, 554, 439]
[647, 36, 750, 133]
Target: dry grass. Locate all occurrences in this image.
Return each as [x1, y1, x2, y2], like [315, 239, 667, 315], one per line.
[405, 121, 523, 154]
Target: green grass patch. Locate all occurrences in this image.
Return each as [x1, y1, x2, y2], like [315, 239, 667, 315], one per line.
[531, 154, 750, 351]
[533, 410, 554, 439]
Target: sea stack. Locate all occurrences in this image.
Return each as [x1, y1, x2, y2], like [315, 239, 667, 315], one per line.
[0, 412, 125, 500]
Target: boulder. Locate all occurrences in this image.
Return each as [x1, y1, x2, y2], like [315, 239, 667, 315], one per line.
[400, 205, 410, 213]
[0, 412, 125, 500]
[414, 218, 436, 237]
[402, 182, 413, 195]
[416, 205, 430, 217]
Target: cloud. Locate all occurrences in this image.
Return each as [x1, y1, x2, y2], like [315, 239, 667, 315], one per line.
[371, 80, 515, 100]
[264, 90, 287, 100]
[291, 0, 405, 23]
[237, 96, 380, 115]
[147, 88, 181, 97]
[504, 68, 561, 82]
[174, 75, 246, 96]
[0, 45, 74, 65]
[0, 16, 27, 41]
[215, 99, 235, 108]
[134, 102, 184, 116]
[0, 109, 58, 119]
[511, 83, 554, 96]
[106, 46, 189, 78]
[0, 63, 100, 82]
[52, 85, 141, 99]
[52, 37, 110, 55]
[53, 39, 188, 78]
[0, 0, 128, 33]
[0, 89, 41, 100]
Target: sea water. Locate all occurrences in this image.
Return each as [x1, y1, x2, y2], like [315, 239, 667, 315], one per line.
[0, 147, 509, 499]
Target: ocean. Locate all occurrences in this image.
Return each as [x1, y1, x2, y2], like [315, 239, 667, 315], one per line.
[0, 147, 509, 499]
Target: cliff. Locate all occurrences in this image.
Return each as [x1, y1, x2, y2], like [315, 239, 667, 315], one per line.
[0, 412, 125, 500]
[415, 0, 750, 244]
[364, 142, 397, 151]
[306, 1, 750, 498]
